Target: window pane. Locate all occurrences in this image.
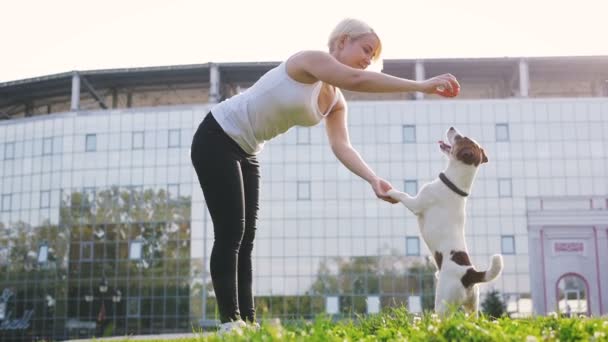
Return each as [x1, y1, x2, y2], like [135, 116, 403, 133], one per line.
[501, 235, 515, 254]
[42, 137, 53, 155]
[1, 194, 11, 211]
[38, 245, 48, 263]
[132, 131, 144, 150]
[404, 180, 418, 196]
[40, 191, 51, 208]
[168, 129, 180, 148]
[127, 298, 140, 317]
[496, 123, 510, 141]
[0, 247, 9, 266]
[296, 127, 310, 144]
[297, 181, 311, 200]
[4, 142, 15, 160]
[129, 241, 142, 260]
[326, 296, 339, 314]
[167, 184, 180, 200]
[499, 178, 512, 197]
[86, 134, 97, 152]
[402, 125, 416, 143]
[367, 296, 380, 314]
[81, 242, 94, 260]
[406, 237, 420, 256]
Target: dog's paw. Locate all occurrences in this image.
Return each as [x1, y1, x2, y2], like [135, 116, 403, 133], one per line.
[387, 189, 406, 201]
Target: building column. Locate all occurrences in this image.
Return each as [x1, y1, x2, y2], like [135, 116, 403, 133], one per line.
[209, 63, 221, 103]
[415, 60, 425, 100]
[70, 72, 81, 111]
[519, 58, 529, 98]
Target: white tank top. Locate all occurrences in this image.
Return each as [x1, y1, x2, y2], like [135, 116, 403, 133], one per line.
[210, 61, 342, 154]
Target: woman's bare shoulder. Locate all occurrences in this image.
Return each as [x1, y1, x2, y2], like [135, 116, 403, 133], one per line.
[285, 51, 330, 84]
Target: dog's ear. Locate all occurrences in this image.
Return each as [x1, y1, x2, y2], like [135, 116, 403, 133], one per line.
[481, 148, 489, 164]
[457, 147, 477, 165]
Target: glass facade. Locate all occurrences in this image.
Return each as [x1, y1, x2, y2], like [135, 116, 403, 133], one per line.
[0, 98, 607, 340]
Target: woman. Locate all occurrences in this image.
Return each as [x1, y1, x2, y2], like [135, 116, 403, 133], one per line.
[190, 18, 460, 332]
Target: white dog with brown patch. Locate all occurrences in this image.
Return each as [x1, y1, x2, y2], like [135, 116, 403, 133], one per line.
[388, 127, 503, 314]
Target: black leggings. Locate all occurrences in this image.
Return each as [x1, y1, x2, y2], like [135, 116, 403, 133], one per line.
[190, 113, 260, 323]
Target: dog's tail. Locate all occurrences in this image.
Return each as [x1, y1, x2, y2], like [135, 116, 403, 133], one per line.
[483, 254, 503, 282]
[461, 254, 503, 287]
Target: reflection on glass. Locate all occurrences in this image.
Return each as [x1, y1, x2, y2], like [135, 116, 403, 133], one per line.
[38, 244, 49, 263]
[557, 274, 588, 316]
[129, 241, 142, 260]
[85, 134, 97, 152]
[40, 190, 51, 208]
[1, 194, 11, 211]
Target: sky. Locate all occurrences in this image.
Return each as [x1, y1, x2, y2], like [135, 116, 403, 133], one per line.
[2, 0, 607, 83]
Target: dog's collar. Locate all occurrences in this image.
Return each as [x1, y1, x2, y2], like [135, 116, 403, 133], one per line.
[439, 173, 469, 197]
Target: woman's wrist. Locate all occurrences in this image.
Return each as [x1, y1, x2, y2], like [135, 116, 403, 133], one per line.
[412, 80, 426, 93]
[366, 175, 380, 184]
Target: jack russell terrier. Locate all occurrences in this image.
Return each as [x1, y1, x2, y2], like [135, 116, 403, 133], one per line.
[388, 127, 503, 314]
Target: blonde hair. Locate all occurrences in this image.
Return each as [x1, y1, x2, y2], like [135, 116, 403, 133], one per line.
[328, 18, 382, 61]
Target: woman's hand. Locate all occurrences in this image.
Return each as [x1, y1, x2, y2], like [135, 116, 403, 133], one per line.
[419, 74, 461, 97]
[370, 177, 399, 204]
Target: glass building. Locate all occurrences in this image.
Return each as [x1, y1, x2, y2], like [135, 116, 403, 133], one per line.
[0, 56, 607, 340]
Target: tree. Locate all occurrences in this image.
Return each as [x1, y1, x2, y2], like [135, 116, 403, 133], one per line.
[481, 289, 506, 319]
[0, 185, 200, 339]
[307, 252, 437, 315]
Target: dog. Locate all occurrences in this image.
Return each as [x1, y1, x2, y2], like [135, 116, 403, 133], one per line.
[387, 127, 503, 315]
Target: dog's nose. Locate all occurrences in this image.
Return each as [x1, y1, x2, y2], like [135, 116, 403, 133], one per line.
[449, 127, 455, 131]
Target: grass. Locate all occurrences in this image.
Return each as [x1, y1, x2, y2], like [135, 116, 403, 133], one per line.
[112, 308, 608, 341]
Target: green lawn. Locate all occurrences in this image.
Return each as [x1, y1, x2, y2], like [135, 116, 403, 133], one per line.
[116, 309, 608, 341]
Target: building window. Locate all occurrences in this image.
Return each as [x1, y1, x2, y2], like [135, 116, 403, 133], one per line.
[496, 123, 510, 142]
[40, 191, 51, 208]
[325, 296, 339, 314]
[404, 179, 418, 196]
[168, 129, 180, 148]
[38, 244, 49, 264]
[498, 178, 512, 197]
[129, 240, 143, 260]
[80, 242, 94, 261]
[406, 236, 420, 256]
[4, 142, 15, 160]
[132, 131, 144, 150]
[501, 235, 515, 254]
[85, 134, 97, 152]
[127, 298, 141, 318]
[367, 295, 380, 314]
[42, 137, 53, 155]
[1, 194, 11, 212]
[402, 125, 416, 143]
[83, 187, 96, 210]
[167, 184, 180, 200]
[129, 186, 143, 206]
[0, 247, 9, 266]
[296, 127, 310, 144]
[408, 295, 423, 313]
[297, 181, 311, 200]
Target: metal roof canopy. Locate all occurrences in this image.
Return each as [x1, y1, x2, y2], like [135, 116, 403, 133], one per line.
[0, 64, 213, 109]
[1, 56, 607, 117]
[383, 56, 608, 80]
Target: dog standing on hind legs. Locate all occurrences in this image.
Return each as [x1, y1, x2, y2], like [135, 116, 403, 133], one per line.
[388, 127, 503, 315]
